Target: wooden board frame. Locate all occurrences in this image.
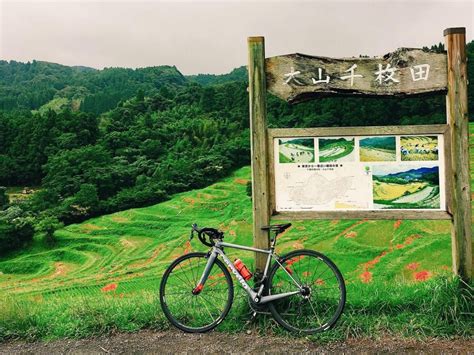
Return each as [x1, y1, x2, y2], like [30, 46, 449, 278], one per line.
[267, 124, 452, 220]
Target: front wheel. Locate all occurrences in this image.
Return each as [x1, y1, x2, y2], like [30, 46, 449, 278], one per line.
[267, 249, 346, 334]
[159, 252, 234, 333]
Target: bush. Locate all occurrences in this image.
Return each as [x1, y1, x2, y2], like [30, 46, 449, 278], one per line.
[35, 215, 63, 245]
[102, 185, 168, 213]
[0, 206, 35, 255]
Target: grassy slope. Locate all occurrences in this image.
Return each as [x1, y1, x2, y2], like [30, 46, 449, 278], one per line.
[0, 124, 472, 341]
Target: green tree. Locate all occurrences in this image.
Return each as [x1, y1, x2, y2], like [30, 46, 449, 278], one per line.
[35, 215, 63, 245]
[0, 187, 8, 210]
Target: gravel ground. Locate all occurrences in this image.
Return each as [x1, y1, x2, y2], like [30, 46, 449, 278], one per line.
[1, 330, 473, 354]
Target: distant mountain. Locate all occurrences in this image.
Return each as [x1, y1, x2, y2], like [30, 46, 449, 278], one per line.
[71, 65, 97, 72]
[0, 60, 187, 114]
[360, 136, 396, 150]
[386, 166, 438, 179]
[319, 137, 353, 149]
[187, 66, 247, 86]
[374, 166, 439, 185]
[281, 138, 314, 148]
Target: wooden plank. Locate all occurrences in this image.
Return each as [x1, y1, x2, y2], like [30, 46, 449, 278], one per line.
[444, 27, 472, 282]
[266, 48, 447, 103]
[248, 36, 271, 275]
[273, 210, 452, 221]
[268, 124, 448, 139]
[443, 126, 454, 214]
[267, 131, 276, 214]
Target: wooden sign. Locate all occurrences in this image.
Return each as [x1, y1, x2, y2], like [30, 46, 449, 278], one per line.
[266, 48, 448, 103]
[248, 28, 471, 281]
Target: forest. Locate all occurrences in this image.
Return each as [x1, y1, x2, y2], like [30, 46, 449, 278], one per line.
[0, 41, 473, 254]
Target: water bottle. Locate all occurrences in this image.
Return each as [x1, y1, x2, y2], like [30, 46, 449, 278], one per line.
[233, 259, 252, 280]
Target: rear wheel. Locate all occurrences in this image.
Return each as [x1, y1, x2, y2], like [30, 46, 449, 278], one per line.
[159, 252, 234, 332]
[267, 250, 346, 334]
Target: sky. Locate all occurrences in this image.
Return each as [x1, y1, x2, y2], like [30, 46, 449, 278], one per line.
[1, 0, 473, 75]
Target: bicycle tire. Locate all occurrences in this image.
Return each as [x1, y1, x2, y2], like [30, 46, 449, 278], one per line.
[159, 252, 234, 333]
[267, 249, 346, 334]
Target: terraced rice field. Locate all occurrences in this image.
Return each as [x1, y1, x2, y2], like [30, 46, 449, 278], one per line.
[373, 181, 427, 202]
[0, 174, 455, 301]
[0, 124, 472, 340]
[359, 147, 396, 162]
[319, 138, 355, 162]
[279, 139, 315, 163]
[359, 136, 396, 162]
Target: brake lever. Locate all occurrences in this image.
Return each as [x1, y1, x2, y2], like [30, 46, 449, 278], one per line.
[190, 223, 198, 241]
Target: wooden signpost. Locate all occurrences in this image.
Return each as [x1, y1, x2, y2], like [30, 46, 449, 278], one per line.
[266, 49, 448, 102]
[247, 28, 472, 282]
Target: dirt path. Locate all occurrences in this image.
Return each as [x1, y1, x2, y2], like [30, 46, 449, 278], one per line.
[1, 330, 472, 354]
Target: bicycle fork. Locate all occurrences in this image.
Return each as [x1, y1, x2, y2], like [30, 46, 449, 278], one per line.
[193, 247, 302, 304]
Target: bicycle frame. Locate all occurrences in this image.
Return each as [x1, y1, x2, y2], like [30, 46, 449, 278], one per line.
[196, 240, 303, 304]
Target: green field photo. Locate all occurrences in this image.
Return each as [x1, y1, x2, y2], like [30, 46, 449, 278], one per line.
[318, 137, 355, 162]
[372, 164, 440, 209]
[279, 138, 315, 163]
[359, 136, 396, 162]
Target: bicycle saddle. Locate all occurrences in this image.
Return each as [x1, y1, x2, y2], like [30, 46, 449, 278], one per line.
[261, 223, 292, 234]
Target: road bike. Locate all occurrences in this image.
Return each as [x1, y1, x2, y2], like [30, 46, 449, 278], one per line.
[159, 223, 346, 334]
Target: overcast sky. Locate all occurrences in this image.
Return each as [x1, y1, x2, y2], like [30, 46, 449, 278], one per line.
[1, 0, 473, 75]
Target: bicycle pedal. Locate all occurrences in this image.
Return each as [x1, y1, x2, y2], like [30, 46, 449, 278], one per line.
[244, 312, 257, 326]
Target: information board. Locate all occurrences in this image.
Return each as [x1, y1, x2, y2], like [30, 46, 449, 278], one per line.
[274, 134, 445, 212]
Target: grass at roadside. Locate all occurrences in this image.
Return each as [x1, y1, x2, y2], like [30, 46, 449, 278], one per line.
[0, 276, 471, 341]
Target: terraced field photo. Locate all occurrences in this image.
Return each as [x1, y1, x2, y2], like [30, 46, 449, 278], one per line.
[372, 164, 440, 209]
[400, 136, 439, 161]
[359, 136, 396, 162]
[318, 137, 355, 162]
[279, 138, 315, 163]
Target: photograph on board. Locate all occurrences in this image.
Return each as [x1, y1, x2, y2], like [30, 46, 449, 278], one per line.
[372, 164, 440, 209]
[318, 137, 355, 162]
[400, 136, 439, 161]
[359, 136, 396, 162]
[278, 138, 315, 163]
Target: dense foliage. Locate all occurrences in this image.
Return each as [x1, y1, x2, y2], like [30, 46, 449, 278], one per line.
[0, 41, 473, 254]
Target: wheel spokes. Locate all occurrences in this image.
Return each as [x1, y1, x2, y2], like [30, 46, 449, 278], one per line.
[162, 255, 232, 330]
[270, 253, 344, 332]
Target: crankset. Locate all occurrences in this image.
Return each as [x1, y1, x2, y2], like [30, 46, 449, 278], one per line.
[247, 295, 271, 315]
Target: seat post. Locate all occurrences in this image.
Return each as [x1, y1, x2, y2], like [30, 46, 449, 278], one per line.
[270, 230, 278, 249]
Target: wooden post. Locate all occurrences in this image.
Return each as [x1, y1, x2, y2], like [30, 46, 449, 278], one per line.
[444, 27, 472, 282]
[248, 36, 271, 275]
